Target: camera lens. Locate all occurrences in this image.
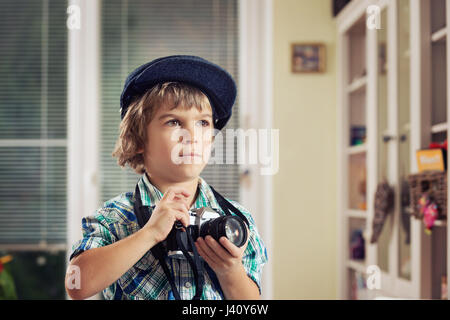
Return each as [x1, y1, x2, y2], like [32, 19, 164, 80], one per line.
[200, 216, 247, 247]
[224, 217, 245, 246]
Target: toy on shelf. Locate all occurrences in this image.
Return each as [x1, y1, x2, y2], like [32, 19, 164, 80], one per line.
[429, 139, 447, 171]
[408, 171, 447, 221]
[429, 139, 447, 151]
[408, 138, 447, 233]
[358, 175, 367, 210]
[350, 126, 366, 146]
[350, 229, 365, 260]
[417, 194, 439, 235]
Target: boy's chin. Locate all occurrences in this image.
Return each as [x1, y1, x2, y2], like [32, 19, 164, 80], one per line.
[170, 163, 206, 177]
[176, 160, 207, 166]
[172, 157, 209, 167]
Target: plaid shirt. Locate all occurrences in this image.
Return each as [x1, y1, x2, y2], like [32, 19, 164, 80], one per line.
[70, 173, 268, 300]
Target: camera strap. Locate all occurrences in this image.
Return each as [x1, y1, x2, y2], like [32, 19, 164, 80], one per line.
[208, 185, 250, 228]
[133, 184, 204, 300]
[133, 184, 182, 300]
[175, 225, 205, 299]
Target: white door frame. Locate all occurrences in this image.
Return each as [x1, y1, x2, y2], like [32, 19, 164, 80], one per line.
[238, 0, 274, 300]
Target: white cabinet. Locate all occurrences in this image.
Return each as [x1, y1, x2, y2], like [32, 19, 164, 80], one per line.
[337, 0, 450, 299]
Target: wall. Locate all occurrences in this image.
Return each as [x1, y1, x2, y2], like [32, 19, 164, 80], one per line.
[273, 0, 338, 299]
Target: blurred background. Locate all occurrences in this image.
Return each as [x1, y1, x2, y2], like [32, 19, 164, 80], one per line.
[0, 0, 449, 300]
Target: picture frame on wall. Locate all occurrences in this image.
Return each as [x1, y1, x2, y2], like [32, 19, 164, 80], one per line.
[291, 43, 326, 73]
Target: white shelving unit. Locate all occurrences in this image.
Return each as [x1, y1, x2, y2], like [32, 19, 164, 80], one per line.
[348, 76, 368, 93]
[337, 0, 450, 300]
[348, 144, 367, 155]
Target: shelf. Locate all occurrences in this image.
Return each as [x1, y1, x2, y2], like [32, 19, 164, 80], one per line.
[347, 259, 366, 273]
[348, 144, 367, 155]
[431, 122, 448, 133]
[431, 27, 447, 43]
[347, 210, 367, 219]
[347, 76, 367, 93]
[434, 220, 447, 227]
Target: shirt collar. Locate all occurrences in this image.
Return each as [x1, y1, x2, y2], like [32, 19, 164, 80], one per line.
[136, 172, 222, 212]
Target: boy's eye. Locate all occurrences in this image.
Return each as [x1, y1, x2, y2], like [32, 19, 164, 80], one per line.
[166, 119, 210, 127]
[197, 120, 210, 127]
[166, 119, 181, 127]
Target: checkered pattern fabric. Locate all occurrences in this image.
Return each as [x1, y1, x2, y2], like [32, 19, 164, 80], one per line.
[70, 173, 268, 300]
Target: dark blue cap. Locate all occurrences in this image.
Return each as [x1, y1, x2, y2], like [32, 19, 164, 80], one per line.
[120, 55, 237, 130]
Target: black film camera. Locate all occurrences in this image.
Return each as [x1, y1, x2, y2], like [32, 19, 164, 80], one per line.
[164, 207, 248, 258]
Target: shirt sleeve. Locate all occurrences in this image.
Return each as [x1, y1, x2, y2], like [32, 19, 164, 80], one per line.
[227, 200, 268, 295]
[69, 208, 118, 261]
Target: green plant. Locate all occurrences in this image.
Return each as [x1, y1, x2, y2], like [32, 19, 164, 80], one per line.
[0, 255, 17, 300]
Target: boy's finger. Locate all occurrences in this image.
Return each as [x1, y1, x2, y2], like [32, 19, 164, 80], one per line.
[219, 237, 241, 258]
[196, 237, 221, 264]
[171, 202, 189, 214]
[174, 211, 190, 227]
[167, 186, 190, 198]
[173, 196, 190, 211]
[162, 187, 190, 202]
[205, 235, 231, 259]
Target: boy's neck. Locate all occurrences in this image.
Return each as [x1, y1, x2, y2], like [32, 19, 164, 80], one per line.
[145, 172, 200, 209]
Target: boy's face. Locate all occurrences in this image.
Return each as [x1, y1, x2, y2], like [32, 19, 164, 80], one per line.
[141, 102, 214, 182]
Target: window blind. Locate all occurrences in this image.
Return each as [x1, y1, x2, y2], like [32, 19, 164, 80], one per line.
[101, 0, 240, 204]
[0, 0, 68, 245]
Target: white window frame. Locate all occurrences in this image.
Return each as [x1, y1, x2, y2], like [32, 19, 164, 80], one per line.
[66, 0, 101, 300]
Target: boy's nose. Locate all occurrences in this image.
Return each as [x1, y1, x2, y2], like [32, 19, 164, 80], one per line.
[179, 121, 201, 144]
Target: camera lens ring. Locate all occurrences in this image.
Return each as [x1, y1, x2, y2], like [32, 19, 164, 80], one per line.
[220, 216, 247, 247]
[199, 215, 247, 247]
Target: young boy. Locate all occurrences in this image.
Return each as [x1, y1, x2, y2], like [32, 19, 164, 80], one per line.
[66, 55, 268, 300]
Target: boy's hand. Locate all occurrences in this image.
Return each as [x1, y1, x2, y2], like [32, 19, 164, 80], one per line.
[143, 187, 191, 243]
[194, 228, 249, 278]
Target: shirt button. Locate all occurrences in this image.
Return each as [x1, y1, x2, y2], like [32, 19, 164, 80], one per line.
[184, 281, 191, 288]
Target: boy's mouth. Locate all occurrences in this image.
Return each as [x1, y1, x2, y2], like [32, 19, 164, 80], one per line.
[179, 152, 202, 158]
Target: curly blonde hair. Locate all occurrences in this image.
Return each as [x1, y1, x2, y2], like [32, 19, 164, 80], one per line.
[112, 82, 212, 174]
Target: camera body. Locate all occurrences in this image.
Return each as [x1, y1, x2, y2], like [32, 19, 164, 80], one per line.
[164, 207, 247, 259]
[165, 207, 219, 259]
